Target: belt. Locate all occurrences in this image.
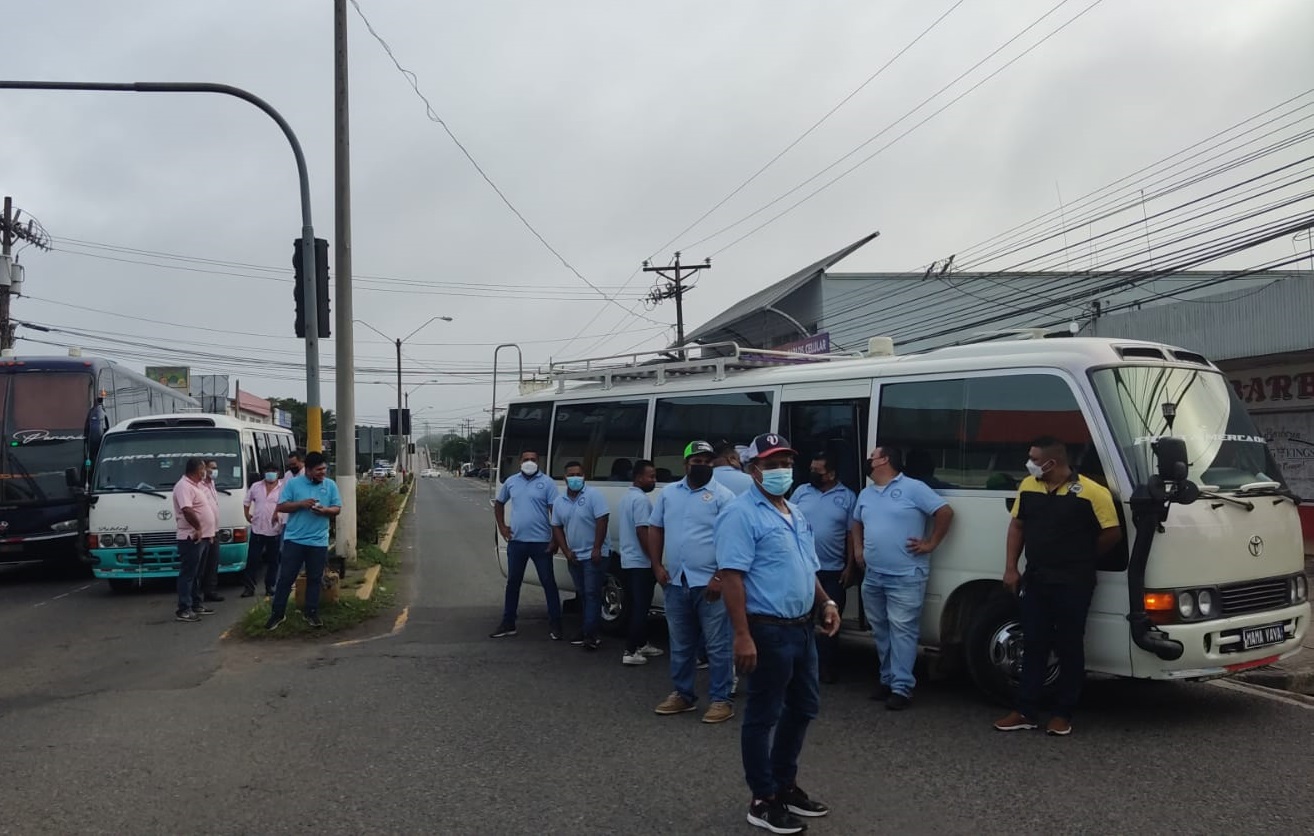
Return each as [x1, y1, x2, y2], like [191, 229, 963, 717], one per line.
[747, 613, 812, 627]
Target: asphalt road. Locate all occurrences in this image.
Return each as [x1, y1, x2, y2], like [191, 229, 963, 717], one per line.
[1, 475, 1311, 835]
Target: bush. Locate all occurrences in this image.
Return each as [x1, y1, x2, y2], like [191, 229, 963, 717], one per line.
[357, 481, 402, 544]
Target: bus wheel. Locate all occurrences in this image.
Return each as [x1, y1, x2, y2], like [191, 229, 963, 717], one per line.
[107, 578, 139, 594]
[964, 593, 1060, 706]
[599, 565, 628, 637]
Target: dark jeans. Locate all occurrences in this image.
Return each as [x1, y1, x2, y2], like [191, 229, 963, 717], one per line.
[566, 558, 606, 639]
[1017, 579, 1095, 720]
[501, 540, 562, 628]
[199, 538, 220, 595]
[624, 567, 657, 653]
[243, 533, 281, 595]
[270, 540, 329, 619]
[741, 621, 820, 801]
[815, 570, 846, 672]
[176, 537, 203, 614]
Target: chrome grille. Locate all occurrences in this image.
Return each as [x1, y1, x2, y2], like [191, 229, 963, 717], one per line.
[1218, 578, 1289, 615]
[129, 531, 177, 548]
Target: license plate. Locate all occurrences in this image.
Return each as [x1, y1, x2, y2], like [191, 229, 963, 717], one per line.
[1242, 623, 1286, 650]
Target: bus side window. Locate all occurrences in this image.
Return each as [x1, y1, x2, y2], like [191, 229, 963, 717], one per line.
[651, 391, 774, 483]
[500, 404, 553, 481]
[244, 439, 260, 487]
[253, 433, 269, 479]
[782, 399, 869, 494]
[549, 400, 647, 480]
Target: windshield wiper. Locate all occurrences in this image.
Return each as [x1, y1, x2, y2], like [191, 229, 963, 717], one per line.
[215, 487, 233, 496]
[1197, 489, 1254, 511]
[135, 484, 168, 499]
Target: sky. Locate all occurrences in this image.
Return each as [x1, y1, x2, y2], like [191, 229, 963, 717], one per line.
[2, 0, 1312, 438]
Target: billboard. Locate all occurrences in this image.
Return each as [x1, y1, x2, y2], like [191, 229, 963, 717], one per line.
[145, 366, 190, 392]
[273, 408, 293, 429]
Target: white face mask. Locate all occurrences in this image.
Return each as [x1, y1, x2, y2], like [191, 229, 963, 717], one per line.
[520, 460, 539, 477]
[1025, 460, 1047, 479]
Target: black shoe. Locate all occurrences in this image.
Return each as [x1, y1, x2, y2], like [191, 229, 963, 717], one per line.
[569, 634, 586, 647]
[549, 623, 564, 641]
[240, 589, 255, 598]
[193, 605, 216, 616]
[489, 623, 517, 639]
[264, 614, 286, 632]
[204, 593, 225, 602]
[870, 683, 891, 701]
[176, 610, 200, 623]
[747, 798, 806, 834]
[306, 614, 324, 629]
[886, 693, 912, 711]
[584, 637, 601, 651]
[779, 785, 830, 818]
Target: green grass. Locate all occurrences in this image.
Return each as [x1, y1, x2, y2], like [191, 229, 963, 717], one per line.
[357, 543, 400, 570]
[236, 583, 396, 639]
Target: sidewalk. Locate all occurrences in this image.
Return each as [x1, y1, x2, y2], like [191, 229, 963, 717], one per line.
[1235, 555, 1314, 695]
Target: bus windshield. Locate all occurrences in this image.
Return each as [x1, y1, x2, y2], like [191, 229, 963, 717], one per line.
[1090, 365, 1284, 491]
[1, 371, 93, 503]
[95, 428, 243, 493]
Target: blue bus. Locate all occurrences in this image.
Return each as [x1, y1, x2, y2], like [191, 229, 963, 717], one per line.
[0, 352, 197, 568]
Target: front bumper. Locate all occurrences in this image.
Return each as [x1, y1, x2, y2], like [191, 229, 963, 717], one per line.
[91, 542, 249, 579]
[1136, 601, 1310, 680]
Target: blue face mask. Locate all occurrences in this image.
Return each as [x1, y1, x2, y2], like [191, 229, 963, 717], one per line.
[264, 472, 278, 483]
[759, 468, 794, 497]
[566, 476, 585, 492]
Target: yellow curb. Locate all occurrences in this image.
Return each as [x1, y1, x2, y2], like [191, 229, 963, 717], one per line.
[377, 486, 411, 553]
[356, 564, 382, 601]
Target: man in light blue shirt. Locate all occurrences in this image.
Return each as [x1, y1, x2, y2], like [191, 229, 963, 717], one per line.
[717, 433, 840, 833]
[713, 440, 755, 496]
[650, 440, 737, 724]
[552, 461, 611, 650]
[790, 451, 857, 684]
[266, 452, 342, 631]
[492, 450, 563, 640]
[851, 445, 954, 710]
[618, 460, 664, 666]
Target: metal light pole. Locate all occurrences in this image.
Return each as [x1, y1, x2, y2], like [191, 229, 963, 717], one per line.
[333, 0, 358, 560]
[356, 316, 452, 478]
[0, 80, 324, 451]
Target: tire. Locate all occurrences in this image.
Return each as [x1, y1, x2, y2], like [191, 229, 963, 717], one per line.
[964, 591, 1060, 707]
[107, 578, 139, 594]
[599, 562, 628, 638]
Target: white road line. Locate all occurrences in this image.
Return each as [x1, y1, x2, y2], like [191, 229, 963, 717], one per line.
[1209, 678, 1314, 710]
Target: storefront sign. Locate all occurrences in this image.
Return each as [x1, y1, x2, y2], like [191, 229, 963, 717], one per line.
[776, 332, 831, 355]
[1228, 364, 1314, 411]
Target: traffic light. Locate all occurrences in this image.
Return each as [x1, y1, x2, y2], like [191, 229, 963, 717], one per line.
[292, 237, 331, 338]
[389, 408, 411, 436]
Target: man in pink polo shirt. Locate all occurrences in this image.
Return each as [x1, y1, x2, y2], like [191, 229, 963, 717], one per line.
[172, 457, 217, 622]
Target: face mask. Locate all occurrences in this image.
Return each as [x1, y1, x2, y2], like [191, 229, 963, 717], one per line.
[264, 472, 278, 483]
[760, 468, 794, 496]
[687, 464, 713, 487]
[1025, 460, 1048, 479]
[640, 483, 655, 494]
[290, 466, 301, 474]
[520, 460, 539, 477]
[566, 476, 585, 492]
[207, 469, 217, 479]
[808, 474, 827, 489]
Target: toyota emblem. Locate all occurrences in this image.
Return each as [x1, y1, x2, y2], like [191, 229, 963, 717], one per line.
[1247, 535, 1264, 557]
[157, 509, 172, 521]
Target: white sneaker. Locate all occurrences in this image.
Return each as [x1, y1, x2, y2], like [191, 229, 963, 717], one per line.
[637, 643, 665, 658]
[622, 651, 649, 666]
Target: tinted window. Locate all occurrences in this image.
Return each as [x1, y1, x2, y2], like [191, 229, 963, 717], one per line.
[550, 400, 647, 480]
[254, 432, 269, 474]
[783, 399, 870, 494]
[499, 402, 552, 481]
[2, 372, 94, 503]
[652, 391, 774, 482]
[95, 428, 243, 492]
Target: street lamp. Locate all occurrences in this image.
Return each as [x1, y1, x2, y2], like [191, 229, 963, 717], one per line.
[355, 317, 453, 475]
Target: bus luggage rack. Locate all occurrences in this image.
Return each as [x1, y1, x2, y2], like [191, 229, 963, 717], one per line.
[547, 341, 848, 391]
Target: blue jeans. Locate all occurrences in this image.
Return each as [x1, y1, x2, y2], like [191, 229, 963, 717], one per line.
[624, 567, 657, 653]
[741, 621, 820, 800]
[176, 537, 203, 613]
[861, 573, 928, 697]
[1017, 580, 1095, 720]
[566, 558, 605, 639]
[502, 540, 562, 628]
[664, 581, 733, 703]
[270, 540, 329, 619]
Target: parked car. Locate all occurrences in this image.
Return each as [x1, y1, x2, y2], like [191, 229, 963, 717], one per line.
[370, 466, 388, 479]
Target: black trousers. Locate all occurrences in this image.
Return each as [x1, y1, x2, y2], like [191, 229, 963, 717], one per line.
[199, 538, 220, 595]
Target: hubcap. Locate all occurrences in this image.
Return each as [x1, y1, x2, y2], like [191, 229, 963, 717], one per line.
[986, 619, 1060, 687]
[601, 574, 623, 622]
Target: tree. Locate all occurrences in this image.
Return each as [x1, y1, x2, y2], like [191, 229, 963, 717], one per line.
[268, 397, 336, 449]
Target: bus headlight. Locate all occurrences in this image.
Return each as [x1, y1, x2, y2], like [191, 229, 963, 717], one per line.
[98, 533, 116, 548]
[112, 533, 129, 548]
[1293, 575, 1309, 605]
[217, 528, 233, 544]
[1176, 591, 1197, 620]
[50, 520, 79, 533]
[1196, 588, 1215, 618]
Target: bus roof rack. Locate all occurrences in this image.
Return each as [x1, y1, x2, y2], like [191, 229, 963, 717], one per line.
[547, 341, 851, 391]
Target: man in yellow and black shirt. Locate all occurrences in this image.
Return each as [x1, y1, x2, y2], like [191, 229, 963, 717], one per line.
[993, 436, 1121, 737]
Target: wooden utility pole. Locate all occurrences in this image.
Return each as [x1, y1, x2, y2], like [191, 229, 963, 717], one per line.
[1, 197, 12, 351]
[643, 251, 711, 355]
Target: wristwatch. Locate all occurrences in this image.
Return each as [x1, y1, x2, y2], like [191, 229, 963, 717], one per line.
[822, 600, 838, 610]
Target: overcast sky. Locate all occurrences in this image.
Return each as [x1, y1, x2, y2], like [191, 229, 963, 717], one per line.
[3, 0, 1311, 436]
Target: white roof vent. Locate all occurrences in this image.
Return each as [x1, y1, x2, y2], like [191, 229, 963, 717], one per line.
[68, 347, 83, 358]
[866, 337, 895, 357]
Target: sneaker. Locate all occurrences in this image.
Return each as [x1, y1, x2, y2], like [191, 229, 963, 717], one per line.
[885, 693, 912, 711]
[489, 623, 517, 639]
[193, 605, 216, 616]
[993, 711, 1039, 732]
[637, 643, 664, 657]
[176, 610, 200, 623]
[654, 691, 697, 715]
[747, 798, 806, 834]
[306, 614, 324, 629]
[569, 634, 587, 647]
[702, 700, 735, 724]
[869, 683, 892, 701]
[622, 651, 649, 666]
[583, 637, 601, 651]
[549, 623, 564, 641]
[779, 785, 830, 818]
[264, 614, 286, 632]
[1046, 717, 1073, 736]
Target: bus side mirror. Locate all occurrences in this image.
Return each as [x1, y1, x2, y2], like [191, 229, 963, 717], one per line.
[1153, 437, 1189, 482]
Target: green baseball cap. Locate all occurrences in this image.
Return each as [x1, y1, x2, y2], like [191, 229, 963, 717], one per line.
[683, 440, 714, 459]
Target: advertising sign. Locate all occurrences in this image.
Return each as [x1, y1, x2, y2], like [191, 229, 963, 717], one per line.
[145, 366, 190, 392]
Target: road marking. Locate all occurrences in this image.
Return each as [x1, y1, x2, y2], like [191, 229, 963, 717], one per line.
[31, 582, 95, 608]
[1209, 678, 1314, 709]
[330, 605, 409, 648]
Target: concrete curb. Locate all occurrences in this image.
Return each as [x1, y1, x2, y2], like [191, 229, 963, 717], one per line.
[356, 564, 382, 601]
[376, 483, 412, 554]
[1235, 666, 1314, 696]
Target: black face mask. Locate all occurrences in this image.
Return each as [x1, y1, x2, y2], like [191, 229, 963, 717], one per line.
[290, 466, 302, 475]
[687, 464, 713, 487]
[808, 473, 827, 489]
[640, 483, 656, 494]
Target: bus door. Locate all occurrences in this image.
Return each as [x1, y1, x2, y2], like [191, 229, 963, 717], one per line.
[779, 380, 873, 495]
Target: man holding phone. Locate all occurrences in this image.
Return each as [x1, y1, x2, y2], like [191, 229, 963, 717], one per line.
[266, 451, 341, 631]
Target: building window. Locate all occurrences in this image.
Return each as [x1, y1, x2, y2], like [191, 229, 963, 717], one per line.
[652, 391, 774, 482]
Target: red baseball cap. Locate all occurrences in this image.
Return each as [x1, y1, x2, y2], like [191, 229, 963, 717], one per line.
[745, 433, 796, 461]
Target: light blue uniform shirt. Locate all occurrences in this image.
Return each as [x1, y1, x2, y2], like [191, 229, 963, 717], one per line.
[716, 489, 820, 619]
[280, 475, 342, 548]
[791, 482, 856, 572]
[851, 473, 948, 578]
[713, 465, 755, 496]
[617, 486, 654, 570]
[495, 472, 556, 543]
[649, 477, 736, 587]
[550, 485, 610, 556]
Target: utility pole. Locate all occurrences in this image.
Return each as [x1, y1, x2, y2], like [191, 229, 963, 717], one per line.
[395, 337, 403, 474]
[1, 197, 12, 351]
[333, 0, 358, 561]
[643, 251, 711, 356]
